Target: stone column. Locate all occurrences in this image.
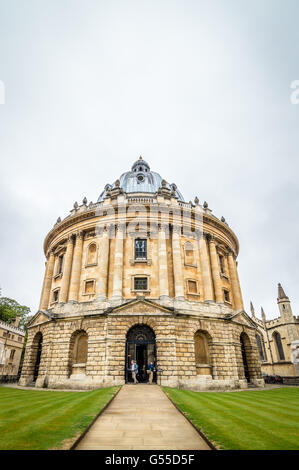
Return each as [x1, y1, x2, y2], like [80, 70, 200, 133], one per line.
[228, 251, 244, 310]
[158, 224, 169, 299]
[68, 231, 84, 302]
[209, 237, 223, 303]
[97, 227, 110, 300]
[60, 235, 74, 303]
[235, 258, 244, 310]
[198, 235, 214, 301]
[172, 225, 184, 299]
[112, 225, 124, 301]
[223, 254, 229, 276]
[53, 254, 59, 278]
[39, 250, 55, 310]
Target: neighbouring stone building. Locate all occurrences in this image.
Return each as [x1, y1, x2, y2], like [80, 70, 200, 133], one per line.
[250, 285, 299, 384]
[20, 157, 277, 390]
[0, 317, 25, 382]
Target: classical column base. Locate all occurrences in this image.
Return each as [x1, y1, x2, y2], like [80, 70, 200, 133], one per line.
[110, 295, 123, 305]
[96, 294, 107, 302]
[159, 295, 171, 302]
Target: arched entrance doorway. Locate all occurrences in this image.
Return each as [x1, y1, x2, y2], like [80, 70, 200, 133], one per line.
[33, 332, 43, 382]
[126, 325, 156, 383]
[240, 332, 250, 382]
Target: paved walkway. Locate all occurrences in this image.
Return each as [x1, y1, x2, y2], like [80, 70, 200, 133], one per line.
[75, 384, 211, 450]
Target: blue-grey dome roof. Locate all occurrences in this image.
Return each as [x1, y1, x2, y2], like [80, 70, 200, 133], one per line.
[98, 157, 185, 202]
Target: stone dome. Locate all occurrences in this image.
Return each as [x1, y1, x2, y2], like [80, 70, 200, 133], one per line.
[98, 157, 185, 202]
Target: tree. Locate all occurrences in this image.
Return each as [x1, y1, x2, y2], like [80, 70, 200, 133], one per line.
[0, 288, 31, 329]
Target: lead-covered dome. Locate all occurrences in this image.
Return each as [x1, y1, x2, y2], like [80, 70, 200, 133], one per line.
[98, 157, 185, 202]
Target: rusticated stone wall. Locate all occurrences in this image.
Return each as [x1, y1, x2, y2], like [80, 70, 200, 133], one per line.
[19, 310, 263, 391]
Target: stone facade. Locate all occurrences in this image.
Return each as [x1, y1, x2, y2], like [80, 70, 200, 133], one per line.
[250, 285, 299, 382]
[20, 158, 264, 390]
[0, 318, 25, 381]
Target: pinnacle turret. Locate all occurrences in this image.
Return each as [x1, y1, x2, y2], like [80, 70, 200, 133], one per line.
[250, 301, 255, 318]
[277, 283, 289, 301]
[261, 307, 266, 323]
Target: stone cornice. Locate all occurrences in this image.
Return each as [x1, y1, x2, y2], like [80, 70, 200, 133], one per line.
[44, 200, 239, 256]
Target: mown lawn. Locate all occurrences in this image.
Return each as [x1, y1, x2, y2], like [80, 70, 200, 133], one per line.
[0, 386, 120, 450]
[163, 387, 299, 450]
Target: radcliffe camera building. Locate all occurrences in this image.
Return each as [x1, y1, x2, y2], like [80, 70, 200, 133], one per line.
[19, 158, 299, 390]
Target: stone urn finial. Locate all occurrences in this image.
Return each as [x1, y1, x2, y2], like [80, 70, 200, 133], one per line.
[74, 201, 78, 210]
[203, 201, 208, 209]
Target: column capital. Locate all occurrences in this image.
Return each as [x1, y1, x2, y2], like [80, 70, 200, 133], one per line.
[74, 230, 84, 240]
[107, 223, 116, 239]
[66, 233, 74, 244]
[158, 223, 169, 232]
[46, 248, 54, 258]
[207, 234, 218, 245]
[194, 228, 203, 241]
[116, 223, 126, 235]
[172, 224, 181, 235]
[227, 248, 237, 259]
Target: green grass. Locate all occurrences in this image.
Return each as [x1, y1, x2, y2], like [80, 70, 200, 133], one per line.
[163, 387, 299, 450]
[0, 386, 120, 450]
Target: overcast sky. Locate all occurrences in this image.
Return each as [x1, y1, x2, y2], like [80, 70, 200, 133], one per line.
[0, 0, 298, 320]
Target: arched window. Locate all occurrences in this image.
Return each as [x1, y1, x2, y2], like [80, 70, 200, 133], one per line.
[184, 242, 195, 265]
[86, 243, 97, 265]
[256, 334, 265, 361]
[273, 332, 285, 361]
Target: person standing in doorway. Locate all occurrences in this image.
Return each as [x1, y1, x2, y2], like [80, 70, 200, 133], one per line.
[147, 361, 155, 384]
[131, 359, 138, 384]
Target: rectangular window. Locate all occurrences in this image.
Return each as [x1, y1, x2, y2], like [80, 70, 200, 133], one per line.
[58, 255, 64, 274]
[187, 280, 198, 294]
[10, 350, 15, 360]
[85, 280, 95, 294]
[219, 255, 224, 274]
[134, 239, 147, 259]
[224, 290, 230, 303]
[134, 277, 148, 291]
[53, 290, 59, 303]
